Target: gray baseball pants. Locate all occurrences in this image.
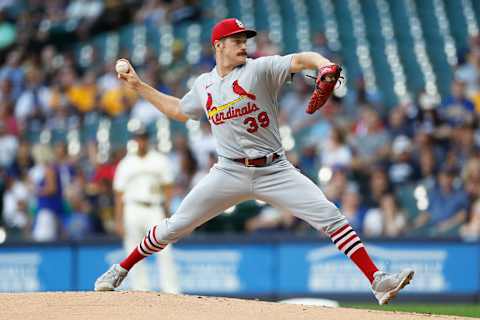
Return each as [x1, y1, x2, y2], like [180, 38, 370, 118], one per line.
[153, 155, 348, 244]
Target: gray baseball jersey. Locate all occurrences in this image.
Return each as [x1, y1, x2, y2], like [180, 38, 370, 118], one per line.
[151, 54, 347, 248]
[180, 55, 293, 159]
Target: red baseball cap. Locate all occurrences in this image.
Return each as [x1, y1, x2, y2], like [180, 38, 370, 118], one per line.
[211, 18, 257, 46]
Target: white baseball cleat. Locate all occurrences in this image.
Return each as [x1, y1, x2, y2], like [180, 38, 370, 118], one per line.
[371, 268, 414, 305]
[94, 264, 128, 291]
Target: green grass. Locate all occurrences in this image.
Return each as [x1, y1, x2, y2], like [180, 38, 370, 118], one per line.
[342, 303, 480, 318]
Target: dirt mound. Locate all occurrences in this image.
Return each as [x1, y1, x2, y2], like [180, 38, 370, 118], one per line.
[0, 292, 469, 320]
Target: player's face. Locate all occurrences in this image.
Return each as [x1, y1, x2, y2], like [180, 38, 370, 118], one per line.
[135, 136, 149, 155]
[219, 33, 248, 65]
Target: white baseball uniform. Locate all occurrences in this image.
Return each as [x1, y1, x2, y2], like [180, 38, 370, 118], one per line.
[114, 149, 180, 292]
[149, 55, 348, 246]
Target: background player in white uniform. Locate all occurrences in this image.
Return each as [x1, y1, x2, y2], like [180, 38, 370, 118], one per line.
[96, 18, 413, 305]
[113, 126, 180, 293]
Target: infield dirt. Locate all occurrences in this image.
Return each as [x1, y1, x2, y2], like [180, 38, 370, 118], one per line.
[0, 292, 471, 320]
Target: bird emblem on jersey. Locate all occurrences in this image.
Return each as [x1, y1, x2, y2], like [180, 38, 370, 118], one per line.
[205, 92, 213, 111]
[232, 80, 256, 100]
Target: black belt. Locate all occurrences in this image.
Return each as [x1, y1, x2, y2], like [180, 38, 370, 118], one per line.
[233, 153, 280, 167]
[133, 200, 158, 207]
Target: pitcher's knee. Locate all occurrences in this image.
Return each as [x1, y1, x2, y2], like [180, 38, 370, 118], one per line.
[320, 203, 349, 235]
[152, 218, 194, 245]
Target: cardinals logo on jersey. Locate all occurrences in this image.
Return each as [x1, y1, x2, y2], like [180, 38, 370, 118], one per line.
[205, 92, 213, 111]
[232, 80, 256, 100]
[205, 80, 259, 125]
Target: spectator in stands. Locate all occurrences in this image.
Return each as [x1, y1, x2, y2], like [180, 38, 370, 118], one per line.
[388, 135, 419, 187]
[15, 66, 51, 123]
[345, 76, 382, 110]
[2, 174, 30, 239]
[167, 134, 188, 179]
[87, 147, 124, 233]
[131, 69, 165, 124]
[0, 121, 17, 168]
[65, 187, 94, 240]
[245, 205, 296, 234]
[323, 165, 349, 207]
[67, 70, 98, 114]
[66, 0, 104, 40]
[416, 147, 438, 190]
[36, 1, 68, 43]
[413, 91, 450, 141]
[297, 142, 319, 181]
[190, 119, 216, 171]
[388, 106, 414, 139]
[363, 193, 407, 238]
[364, 167, 392, 209]
[350, 107, 390, 172]
[7, 139, 33, 177]
[47, 102, 80, 143]
[318, 125, 352, 169]
[100, 80, 136, 117]
[169, 0, 201, 25]
[447, 122, 479, 168]
[463, 156, 480, 207]
[338, 183, 365, 233]
[412, 165, 469, 237]
[135, 0, 168, 28]
[460, 199, 480, 241]
[164, 40, 190, 91]
[280, 76, 323, 134]
[29, 143, 65, 241]
[0, 99, 17, 136]
[40, 45, 60, 82]
[0, 77, 14, 108]
[175, 146, 198, 193]
[412, 128, 447, 165]
[440, 80, 475, 127]
[454, 47, 480, 97]
[54, 142, 77, 192]
[195, 43, 215, 72]
[0, 49, 24, 100]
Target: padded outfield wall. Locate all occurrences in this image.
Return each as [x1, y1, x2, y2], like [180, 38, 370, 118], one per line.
[0, 236, 477, 301]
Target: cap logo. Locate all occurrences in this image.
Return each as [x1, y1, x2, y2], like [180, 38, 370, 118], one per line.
[235, 19, 244, 28]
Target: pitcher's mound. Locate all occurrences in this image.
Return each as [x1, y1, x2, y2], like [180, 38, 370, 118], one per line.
[0, 292, 468, 320]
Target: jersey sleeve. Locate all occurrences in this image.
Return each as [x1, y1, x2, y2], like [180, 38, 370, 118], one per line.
[179, 78, 204, 120]
[113, 159, 128, 192]
[255, 54, 294, 95]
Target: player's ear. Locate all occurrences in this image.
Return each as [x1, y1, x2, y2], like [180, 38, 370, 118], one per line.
[214, 39, 223, 50]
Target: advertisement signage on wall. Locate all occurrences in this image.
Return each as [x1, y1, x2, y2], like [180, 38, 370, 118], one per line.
[277, 242, 479, 294]
[0, 240, 478, 298]
[77, 244, 274, 295]
[0, 247, 72, 291]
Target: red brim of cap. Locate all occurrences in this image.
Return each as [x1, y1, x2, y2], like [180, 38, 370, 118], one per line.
[217, 29, 257, 42]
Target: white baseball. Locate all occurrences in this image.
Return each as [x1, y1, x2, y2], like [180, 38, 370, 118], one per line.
[115, 60, 129, 74]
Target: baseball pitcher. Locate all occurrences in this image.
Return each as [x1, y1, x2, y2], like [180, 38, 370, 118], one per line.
[113, 126, 180, 293]
[95, 18, 413, 305]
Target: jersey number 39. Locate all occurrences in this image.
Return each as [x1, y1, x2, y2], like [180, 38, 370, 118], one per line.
[244, 111, 270, 133]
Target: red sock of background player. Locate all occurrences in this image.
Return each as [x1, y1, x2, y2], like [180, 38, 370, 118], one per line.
[119, 226, 166, 271]
[328, 224, 379, 283]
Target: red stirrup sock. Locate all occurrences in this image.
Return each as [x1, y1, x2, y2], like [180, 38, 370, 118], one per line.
[119, 225, 167, 271]
[328, 224, 379, 283]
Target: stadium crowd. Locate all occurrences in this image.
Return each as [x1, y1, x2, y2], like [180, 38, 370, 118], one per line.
[0, 0, 479, 242]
